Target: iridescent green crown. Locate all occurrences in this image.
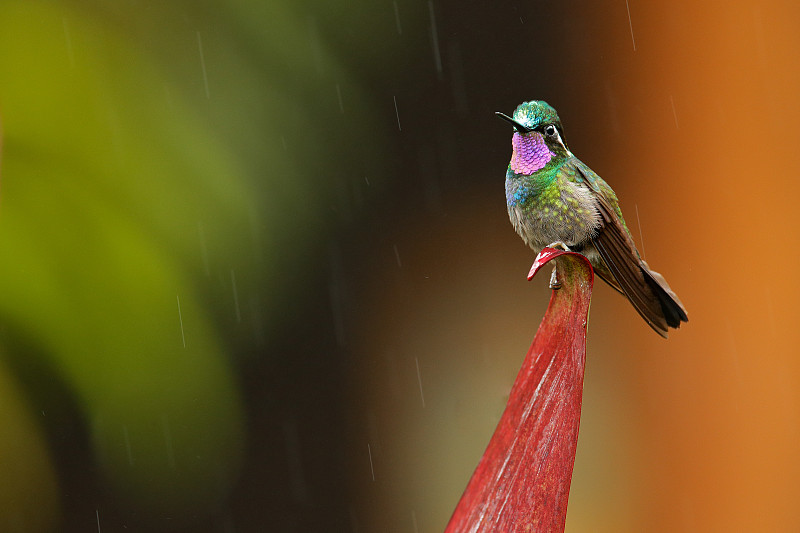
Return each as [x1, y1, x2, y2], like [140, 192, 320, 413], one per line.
[512, 101, 561, 131]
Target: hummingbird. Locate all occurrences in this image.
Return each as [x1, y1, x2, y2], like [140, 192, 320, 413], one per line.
[496, 100, 688, 337]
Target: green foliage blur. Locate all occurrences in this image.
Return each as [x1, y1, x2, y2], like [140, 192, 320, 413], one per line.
[0, 0, 403, 530]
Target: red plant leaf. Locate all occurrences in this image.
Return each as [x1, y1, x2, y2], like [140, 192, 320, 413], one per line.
[445, 248, 594, 533]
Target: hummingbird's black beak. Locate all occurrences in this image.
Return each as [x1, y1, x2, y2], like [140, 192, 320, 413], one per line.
[495, 112, 531, 133]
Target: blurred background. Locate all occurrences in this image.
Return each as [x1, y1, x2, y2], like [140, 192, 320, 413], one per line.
[0, 0, 798, 531]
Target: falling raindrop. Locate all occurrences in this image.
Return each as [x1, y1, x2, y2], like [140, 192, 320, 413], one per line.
[336, 83, 345, 113]
[123, 424, 134, 466]
[367, 443, 376, 481]
[415, 357, 426, 408]
[393, 244, 402, 268]
[393, 95, 402, 131]
[393, 1, 403, 35]
[176, 295, 186, 348]
[634, 204, 646, 260]
[625, 0, 637, 51]
[367, 411, 383, 456]
[231, 269, 242, 323]
[670, 95, 680, 129]
[428, 1, 443, 78]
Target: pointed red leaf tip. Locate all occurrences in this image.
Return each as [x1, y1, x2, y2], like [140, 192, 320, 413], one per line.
[445, 248, 594, 533]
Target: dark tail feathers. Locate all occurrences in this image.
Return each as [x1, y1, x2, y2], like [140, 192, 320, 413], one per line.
[641, 263, 689, 330]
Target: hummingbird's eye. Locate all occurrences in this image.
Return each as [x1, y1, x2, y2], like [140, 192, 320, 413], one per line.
[544, 125, 557, 138]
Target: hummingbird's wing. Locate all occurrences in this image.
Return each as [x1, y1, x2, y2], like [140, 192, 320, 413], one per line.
[569, 159, 688, 337]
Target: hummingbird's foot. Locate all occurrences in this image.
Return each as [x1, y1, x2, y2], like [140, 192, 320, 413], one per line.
[546, 241, 571, 252]
[549, 265, 562, 290]
[544, 242, 569, 288]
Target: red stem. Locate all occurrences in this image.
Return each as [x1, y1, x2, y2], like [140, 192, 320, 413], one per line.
[445, 249, 594, 533]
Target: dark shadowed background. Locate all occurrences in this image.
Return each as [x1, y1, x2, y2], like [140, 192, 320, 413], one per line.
[0, 1, 798, 531]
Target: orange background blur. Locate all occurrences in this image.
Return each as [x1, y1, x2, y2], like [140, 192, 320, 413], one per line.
[0, 1, 798, 532]
[347, 3, 800, 532]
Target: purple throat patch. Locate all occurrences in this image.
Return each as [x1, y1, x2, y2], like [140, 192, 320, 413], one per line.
[510, 132, 553, 175]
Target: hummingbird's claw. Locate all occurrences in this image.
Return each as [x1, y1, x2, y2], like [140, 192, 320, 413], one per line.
[544, 243, 569, 289]
[546, 241, 571, 252]
[549, 265, 562, 290]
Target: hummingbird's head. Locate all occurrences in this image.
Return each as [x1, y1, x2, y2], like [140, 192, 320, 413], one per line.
[496, 100, 570, 176]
